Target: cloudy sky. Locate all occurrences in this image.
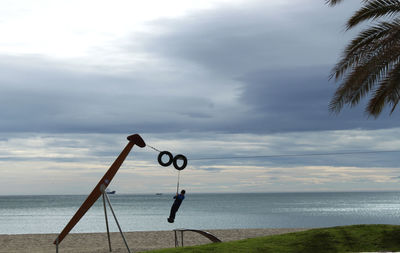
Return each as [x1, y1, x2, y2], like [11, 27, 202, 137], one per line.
[1, 0, 400, 195]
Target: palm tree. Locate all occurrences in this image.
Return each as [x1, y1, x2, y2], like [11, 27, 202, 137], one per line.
[327, 0, 400, 116]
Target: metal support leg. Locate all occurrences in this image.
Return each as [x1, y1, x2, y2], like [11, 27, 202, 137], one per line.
[174, 230, 178, 247]
[102, 192, 112, 252]
[104, 191, 131, 253]
[181, 231, 184, 247]
[56, 237, 59, 253]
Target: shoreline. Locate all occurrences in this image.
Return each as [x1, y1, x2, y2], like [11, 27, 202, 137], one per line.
[0, 228, 309, 253]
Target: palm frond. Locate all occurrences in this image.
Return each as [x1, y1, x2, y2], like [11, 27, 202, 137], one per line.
[346, 0, 400, 29]
[329, 32, 400, 114]
[347, 50, 399, 105]
[329, 0, 400, 116]
[331, 19, 400, 80]
[329, 46, 400, 113]
[367, 60, 400, 116]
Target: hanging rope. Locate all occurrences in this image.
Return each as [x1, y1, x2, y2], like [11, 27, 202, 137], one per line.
[147, 144, 162, 153]
[176, 170, 180, 194]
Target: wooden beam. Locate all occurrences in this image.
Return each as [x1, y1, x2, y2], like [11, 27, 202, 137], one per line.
[54, 134, 145, 244]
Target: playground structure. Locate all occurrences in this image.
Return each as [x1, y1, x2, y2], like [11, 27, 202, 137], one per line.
[173, 229, 222, 247]
[53, 133, 220, 252]
[54, 134, 145, 252]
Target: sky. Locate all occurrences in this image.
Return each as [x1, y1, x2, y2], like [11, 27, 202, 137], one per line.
[1, 0, 400, 195]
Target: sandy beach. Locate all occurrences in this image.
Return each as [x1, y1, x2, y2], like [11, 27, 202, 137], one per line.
[0, 228, 308, 253]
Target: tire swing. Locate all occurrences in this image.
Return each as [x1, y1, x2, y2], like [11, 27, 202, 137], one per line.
[158, 151, 174, 167]
[157, 151, 187, 193]
[173, 154, 187, 171]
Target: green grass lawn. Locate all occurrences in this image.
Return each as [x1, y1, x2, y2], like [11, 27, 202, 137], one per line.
[141, 224, 400, 253]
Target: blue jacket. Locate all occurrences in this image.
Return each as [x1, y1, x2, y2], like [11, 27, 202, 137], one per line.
[173, 194, 185, 207]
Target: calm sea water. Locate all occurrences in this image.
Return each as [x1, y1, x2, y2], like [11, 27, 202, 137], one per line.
[0, 192, 400, 234]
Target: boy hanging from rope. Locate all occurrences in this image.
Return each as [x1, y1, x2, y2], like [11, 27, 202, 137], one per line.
[168, 189, 185, 223]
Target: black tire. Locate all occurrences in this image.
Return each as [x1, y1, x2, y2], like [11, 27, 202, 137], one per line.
[158, 151, 173, 167]
[173, 154, 187, 171]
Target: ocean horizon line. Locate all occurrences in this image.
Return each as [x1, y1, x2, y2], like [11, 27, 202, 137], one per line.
[1, 190, 400, 197]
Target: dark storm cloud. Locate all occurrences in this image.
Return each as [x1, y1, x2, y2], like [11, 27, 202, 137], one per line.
[138, 0, 360, 75]
[130, 0, 400, 133]
[237, 66, 400, 133]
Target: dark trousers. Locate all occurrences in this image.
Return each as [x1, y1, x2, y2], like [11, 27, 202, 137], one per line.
[169, 203, 180, 220]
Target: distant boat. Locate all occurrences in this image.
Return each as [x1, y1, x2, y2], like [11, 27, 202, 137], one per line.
[156, 193, 163, 195]
[106, 190, 116, 194]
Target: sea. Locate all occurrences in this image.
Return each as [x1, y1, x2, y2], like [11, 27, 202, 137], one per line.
[0, 192, 400, 235]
